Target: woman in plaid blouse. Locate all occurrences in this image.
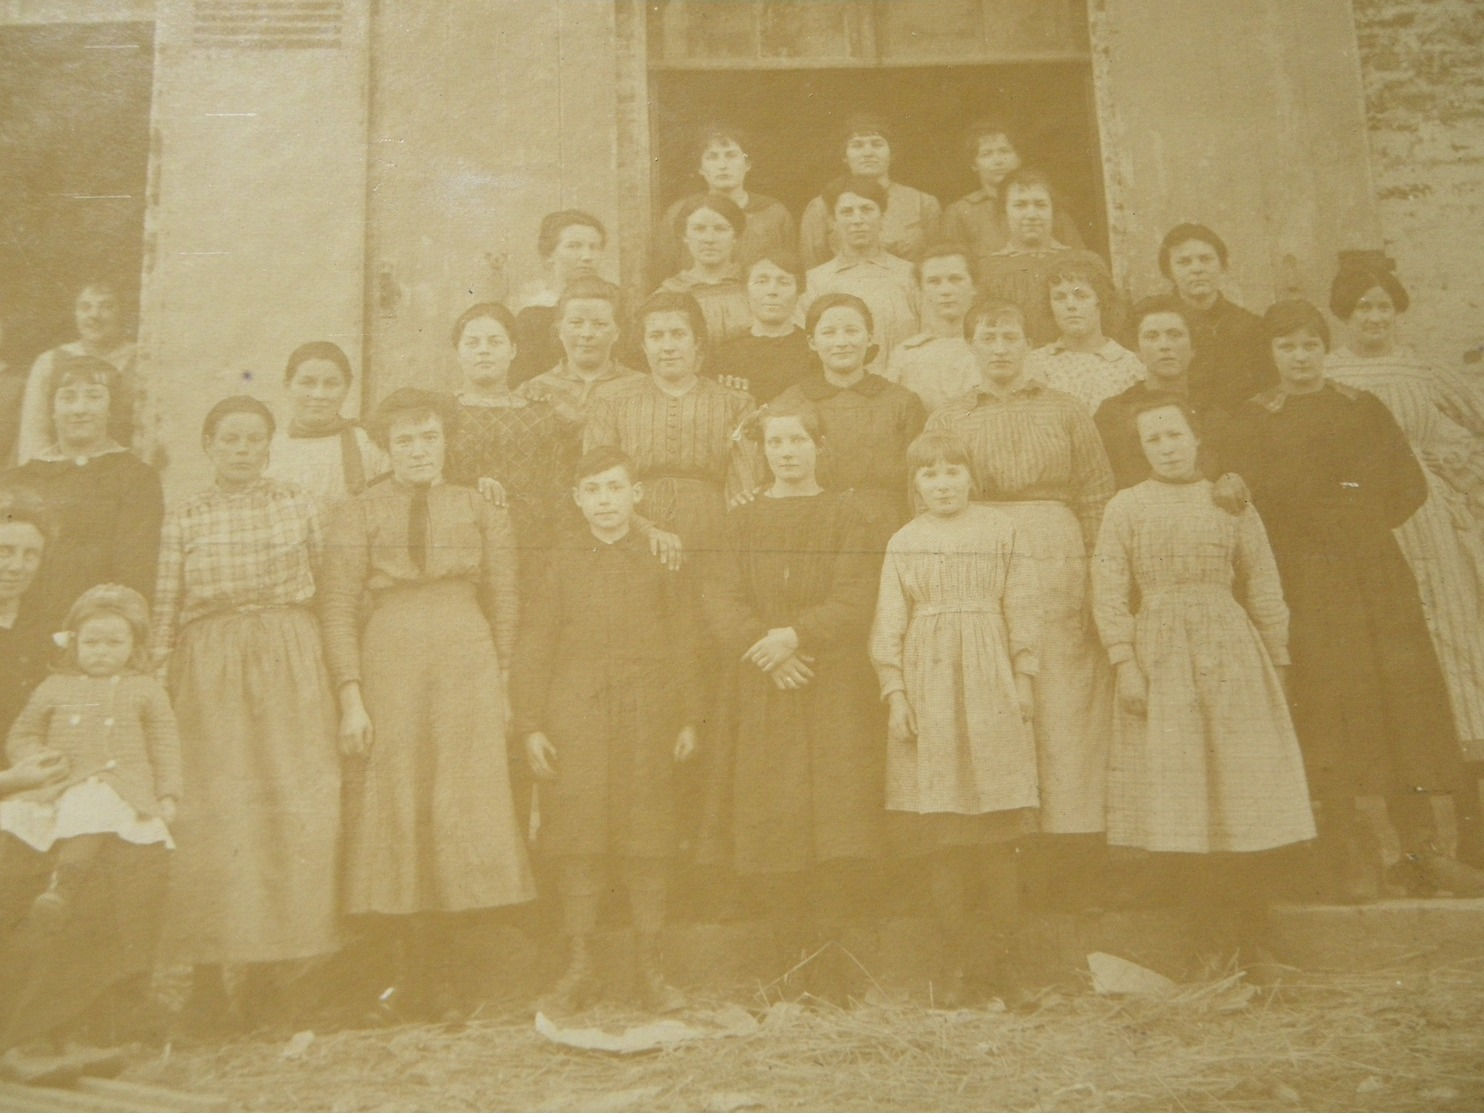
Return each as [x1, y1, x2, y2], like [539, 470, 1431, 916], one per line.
[151, 396, 342, 1032]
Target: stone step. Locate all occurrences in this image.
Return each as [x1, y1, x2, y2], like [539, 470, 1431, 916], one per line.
[1267, 898, 1484, 973]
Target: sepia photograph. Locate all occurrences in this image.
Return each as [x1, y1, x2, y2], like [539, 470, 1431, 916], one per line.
[0, 0, 1482, 1110]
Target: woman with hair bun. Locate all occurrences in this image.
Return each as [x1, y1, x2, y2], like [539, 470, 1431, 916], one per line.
[1325, 254, 1484, 871]
[153, 395, 342, 1032]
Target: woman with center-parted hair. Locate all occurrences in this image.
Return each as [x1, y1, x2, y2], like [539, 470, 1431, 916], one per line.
[584, 290, 757, 560]
[798, 113, 941, 270]
[152, 395, 341, 1031]
[2, 353, 163, 633]
[654, 193, 755, 348]
[320, 387, 535, 1022]
[510, 210, 610, 388]
[264, 341, 388, 510]
[699, 401, 884, 1003]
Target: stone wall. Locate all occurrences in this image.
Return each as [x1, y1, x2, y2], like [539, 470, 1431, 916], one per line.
[1353, 0, 1484, 376]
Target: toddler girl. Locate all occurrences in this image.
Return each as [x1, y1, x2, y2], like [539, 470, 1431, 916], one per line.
[3, 584, 180, 926]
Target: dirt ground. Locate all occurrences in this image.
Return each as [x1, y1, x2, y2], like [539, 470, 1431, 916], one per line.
[135, 959, 1484, 1112]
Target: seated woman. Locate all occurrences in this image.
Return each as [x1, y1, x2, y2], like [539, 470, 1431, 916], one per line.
[654, 124, 796, 285]
[510, 210, 609, 387]
[700, 402, 884, 1003]
[321, 389, 536, 1021]
[655, 194, 753, 348]
[977, 169, 1087, 348]
[799, 114, 941, 269]
[1223, 300, 1483, 901]
[942, 120, 1084, 282]
[0, 494, 166, 1054]
[1024, 252, 1143, 414]
[15, 279, 139, 466]
[2, 354, 163, 632]
[265, 341, 388, 509]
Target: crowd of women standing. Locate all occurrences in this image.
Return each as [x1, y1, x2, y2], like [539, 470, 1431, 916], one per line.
[1, 114, 1483, 1047]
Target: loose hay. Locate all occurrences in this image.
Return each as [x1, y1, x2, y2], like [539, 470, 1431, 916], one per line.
[141, 959, 1484, 1111]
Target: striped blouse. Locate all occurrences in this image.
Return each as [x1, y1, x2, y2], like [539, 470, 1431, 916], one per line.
[925, 379, 1115, 548]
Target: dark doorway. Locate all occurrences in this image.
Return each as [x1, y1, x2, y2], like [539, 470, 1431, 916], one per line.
[0, 21, 154, 372]
[649, 62, 1105, 269]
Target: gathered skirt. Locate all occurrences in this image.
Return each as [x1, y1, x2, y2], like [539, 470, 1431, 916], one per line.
[986, 501, 1113, 834]
[345, 580, 535, 915]
[162, 606, 341, 964]
[1109, 586, 1317, 854]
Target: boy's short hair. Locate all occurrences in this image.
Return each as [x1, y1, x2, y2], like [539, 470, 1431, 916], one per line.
[963, 297, 1027, 340]
[822, 174, 889, 214]
[573, 445, 636, 487]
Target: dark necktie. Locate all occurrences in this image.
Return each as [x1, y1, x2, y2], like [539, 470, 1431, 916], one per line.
[408, 483, 430, 572]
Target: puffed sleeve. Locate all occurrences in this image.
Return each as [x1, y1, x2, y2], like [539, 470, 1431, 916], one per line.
[1433, 363, 1484, 436]
[868, 532, 912, 700]
[1002, 522, 1042, 676]
[478, 499, 520, 668]
[793, 497, 876, 651]
[1359, 392, 1428, 529]
[150, 505, 187, 667]
[141, 677, 184, 802]
[1233, 506, 1291, 666]
[318, 496, 371, 688]
[1091, 491, 1138, 666]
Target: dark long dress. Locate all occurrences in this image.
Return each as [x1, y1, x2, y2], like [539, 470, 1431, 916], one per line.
[771, 373, 927, 547]
[699, 492, 884, 874]
[1223, 383, 1461, 799]
[510, 528, 703, 858]
[2, 447, 163, 630]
